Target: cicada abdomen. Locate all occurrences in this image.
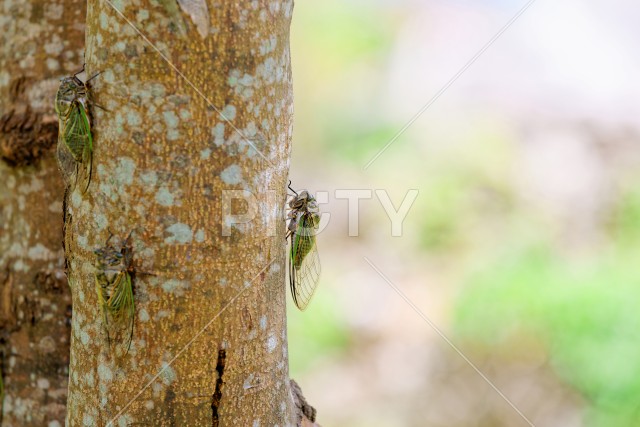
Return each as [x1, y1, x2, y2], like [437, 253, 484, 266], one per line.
[94, 233, 135, 356]
[286, 182, 321, 310]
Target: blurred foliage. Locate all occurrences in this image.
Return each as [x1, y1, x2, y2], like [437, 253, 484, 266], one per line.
[288, 0, 640, 425]
[453, 188, 640, 427]
[287, 283, 351, 375]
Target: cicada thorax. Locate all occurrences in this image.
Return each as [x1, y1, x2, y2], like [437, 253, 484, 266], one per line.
[94, 234, 135, 355]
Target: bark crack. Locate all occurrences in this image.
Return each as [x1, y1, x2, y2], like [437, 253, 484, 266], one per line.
[211, 349, 226, 427]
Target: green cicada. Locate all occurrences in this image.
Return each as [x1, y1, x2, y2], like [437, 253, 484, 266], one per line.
[286, 181, 321, 310]
[94, 232, 136, 355]
[55, 66, 98, 194]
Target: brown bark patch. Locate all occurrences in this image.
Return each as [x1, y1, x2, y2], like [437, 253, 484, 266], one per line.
[0, 108, 58, 167]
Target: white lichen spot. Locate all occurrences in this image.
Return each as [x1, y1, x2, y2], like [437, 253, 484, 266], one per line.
[116, 113, 126, 134]
[37, 378, 50, 389]
[156, 187, 174, 206]
[118, 415, 132, 427]
[48, 421, 62, 427]
[161, 279, 187, 294]
[195, 229, 205, 243]
[269, 263, 280, 273]
[98, 364, 113, 382]
[77, 235, 88, 250]
[200, 148, 211, 160]
[99, 11, 109, 29]
[0, 71, 9, 87]
[145, 400, 154, 410]
[253, 420, 260, 427]
[84, 371, 95, 387]
[95, 213, 108, 231]
[245, 122, 257, 137]
[221, 105, 236, 121]
[83, 414, 95, 427]
[103, 69, 116, 84]
[137, 307, 150, 322]
[167, 129, 180, 141]
[155, 310, 171, 320]
[165, 223, 193, 244]
[179, 109, 191, 120]
[239, 73, 254, 87]
[152, 382, 162, 396]
[46, 200, 61, 214]
[259, 316, 267, 330]
[160, 363, 177, 385]
[266, 334, 277, 353]
[163, 110, 179, 128]
[115, 157, 136, 185]
[259, 36, 277, 55]
[112, 0, 125, 12]
[38, 336, 56, 353]
[80, 330, 90, 345]
[213, 123, 225, 146]
[228, 69, 239, 87]
[127, 110, 142, 126]
[27, 243, 54, 261]
[140, 170, 158, 186]
[137, 9, 149, 21]
[45, 58, 60, 72]
[220, 164, 242, 185]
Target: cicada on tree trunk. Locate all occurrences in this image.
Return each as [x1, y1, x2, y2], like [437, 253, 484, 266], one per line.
[54, 66, 98, 194]
[286, 182, 321, 310]
[94, 232, 136, 356]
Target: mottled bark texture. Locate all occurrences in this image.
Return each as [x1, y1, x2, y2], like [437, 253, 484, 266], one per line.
[0, 0, 85, 425]
[65, 0, 310, 425]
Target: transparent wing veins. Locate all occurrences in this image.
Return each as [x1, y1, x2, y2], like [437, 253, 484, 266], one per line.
[289, 216, 321, 310]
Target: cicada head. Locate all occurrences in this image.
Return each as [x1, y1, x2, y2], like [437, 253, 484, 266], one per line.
[55, 76, 86, 117]
[289, 190, 317, 210]
[94, 234, 133, 271]
[95, 247, 125, 269]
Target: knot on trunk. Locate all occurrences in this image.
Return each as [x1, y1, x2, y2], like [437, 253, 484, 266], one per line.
[290, 379, 318, 426]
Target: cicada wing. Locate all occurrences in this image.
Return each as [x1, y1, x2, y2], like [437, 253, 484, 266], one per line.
[107, 271, 135, 355]
[61, 104, 93, 193]
[56, 130, 78, 190]
[289, 217, 321, 311]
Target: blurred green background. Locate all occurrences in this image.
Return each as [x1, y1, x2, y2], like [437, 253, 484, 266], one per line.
[286, 0, 640, 426]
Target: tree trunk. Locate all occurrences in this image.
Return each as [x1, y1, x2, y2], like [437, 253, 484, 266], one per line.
[65, 1, 313, 425]
[0, 0, 85, 425]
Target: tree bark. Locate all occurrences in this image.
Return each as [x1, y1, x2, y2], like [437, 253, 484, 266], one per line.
[0, 0, 85, 425]
[65, 0, 311, 425]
